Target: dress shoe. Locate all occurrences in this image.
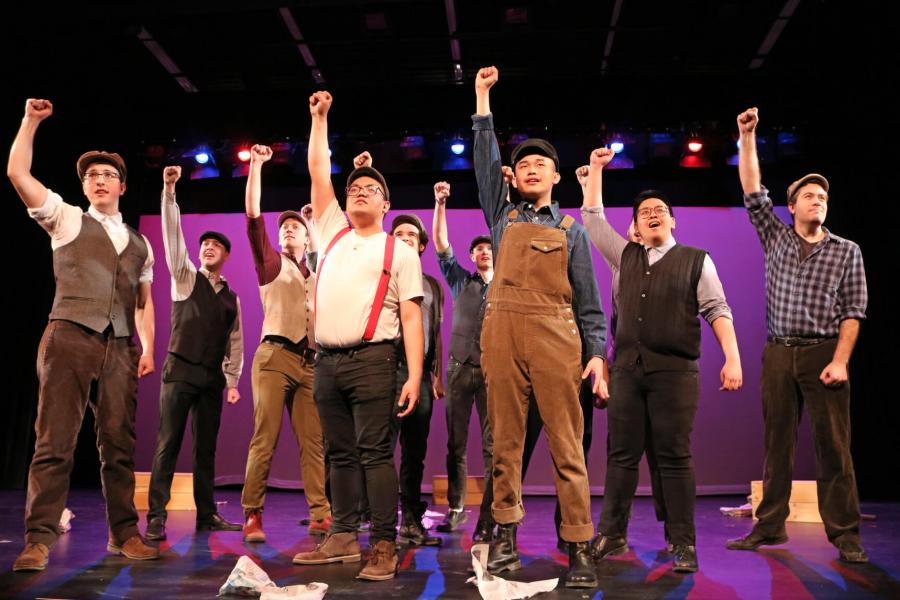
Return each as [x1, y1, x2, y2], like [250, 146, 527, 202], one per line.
[472, 518, 495, 543]
[398, 512, 441, 546]
[836, 540, 869, 563]
[356, 540, 398, 581]
[243, 510, 265, 542]
[145, 517, 166, 541]
[436, 508, 468, 532]
[107, 535, 159, 560]
[672, 544, 698, 573]
[725, 530, 788, 551]
[590, 533, 629, 560]
[12, 542, 49, 572]
[564, 541, 598, 588]
[293, 532, 361, 565]
[197, 513, 242, 532]
[487, 523, 521, 573]
[308, 515, 333, 536]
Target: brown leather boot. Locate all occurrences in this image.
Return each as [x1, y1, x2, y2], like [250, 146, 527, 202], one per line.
[308, 515, 333, 536]
[356, 540, 399, 581]
[12, 543, 49, 572]
[243, 509, 265, 543]
[107, 535, 159, 560]
[293, 532, 361, 565]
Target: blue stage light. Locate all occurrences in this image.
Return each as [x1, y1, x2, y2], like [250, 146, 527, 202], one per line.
[610, 141, 625, 154]
[450, 141, 465, 155]
[195, 152, 210, 165]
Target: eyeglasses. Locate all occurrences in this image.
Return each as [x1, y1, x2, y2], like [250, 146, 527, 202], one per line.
[637, 205, 669, 219]
[345, 184, 384, 198]
[84, 171, 121, 182]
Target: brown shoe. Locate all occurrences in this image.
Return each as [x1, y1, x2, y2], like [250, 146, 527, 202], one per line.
[107, 535, 159, 560]
[244, 509, 265, 543]
[13, 542, 49, 572]
[356, 540, 399, 581]
[293, 532, 361, 565]
[308, 515, 333, 536]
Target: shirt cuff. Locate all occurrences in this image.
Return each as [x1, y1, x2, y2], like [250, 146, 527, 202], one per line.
[471, 113, 494, 130]
[27, 189, 61, 220]
[580, 205, 605, 215]
[436, 245, 454, 260]
[225, 375, 239, 389]
[743, 186, 770, 206]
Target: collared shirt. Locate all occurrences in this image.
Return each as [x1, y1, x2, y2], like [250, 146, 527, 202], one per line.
[29, 189, 154, 283]
[581, 205, 733, 325]
[744, 187, 867, 337]
[162, 191, 243, 387]
[437, 245, 490, 364]
[246, 214, 310, 285]
[472, 112, 607, 359]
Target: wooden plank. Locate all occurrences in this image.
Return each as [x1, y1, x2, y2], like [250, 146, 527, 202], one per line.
[750, 480, 821, 523]
[133, 472, 196, 511]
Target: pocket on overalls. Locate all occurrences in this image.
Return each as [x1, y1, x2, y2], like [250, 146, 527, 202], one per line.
[527, 238, 565, 293]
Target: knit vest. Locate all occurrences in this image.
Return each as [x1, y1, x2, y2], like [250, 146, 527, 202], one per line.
[448, 275, 489, 365]
[259, 254, 313, 345]
[615, 242, 706, 372]
[50, 214, 148, 337]
[168, 275, 238, 370]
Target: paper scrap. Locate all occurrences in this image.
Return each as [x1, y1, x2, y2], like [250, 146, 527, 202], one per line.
[466, 543, 558, 600]
[219, 555, 327, 599]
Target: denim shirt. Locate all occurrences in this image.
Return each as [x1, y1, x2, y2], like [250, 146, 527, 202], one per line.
[472, 112, 607, 359]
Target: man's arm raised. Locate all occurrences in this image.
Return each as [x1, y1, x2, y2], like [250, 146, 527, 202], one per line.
[8, 99, 52, 209]
[308, 91, 335, 220]
[737, 108, 762, 195]
[432, 181, 451, 253]
[245, 144, 272, 218]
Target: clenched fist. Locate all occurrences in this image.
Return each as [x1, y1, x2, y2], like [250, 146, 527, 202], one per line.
[434, 181, 450, 204]
[501, 165, 514, 185]
[575, 165, 590, 188]
[25, 99, 53, 121]
[251, 144, 273, 163]
[353, 151, 372, 169]
[737, 108, 759, 134]
[163, 166, 182, 185]
[309, 91, 333, 117]
[476, 66, 499, 92]
[590, 147, 615, 168]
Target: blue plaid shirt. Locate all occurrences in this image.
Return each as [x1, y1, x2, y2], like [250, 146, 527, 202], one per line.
[744, 188, 867, 338]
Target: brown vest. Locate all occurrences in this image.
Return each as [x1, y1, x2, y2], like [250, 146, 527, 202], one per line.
[259, 254, 314, 345]
[50, 214, 148, 337]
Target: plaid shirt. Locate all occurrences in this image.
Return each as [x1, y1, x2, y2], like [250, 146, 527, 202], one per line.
[744, 188, 867, 338]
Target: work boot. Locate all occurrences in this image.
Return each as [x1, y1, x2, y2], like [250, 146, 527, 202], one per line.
[145, 517, 166, 541]
[243, 509, 266, 543]
[398, 512, 441, 546]
[590, 533, 629, 559]
[107, 535, 159, 560]
[356, 540, 399, 581]
[725, 530, 788, 551]
[836, 540, 869, 563]
[564, 541, 598, 588]
[197, 513, 242, 531]
[436, 508, 468, 532]
[293, 532, 361, 565]
[472, 518, 494, 543]
[308, 515, 333, 537]
[672, 544, 698, 573]
[12, 543, 49, 572]
[487, 523, 521, 573]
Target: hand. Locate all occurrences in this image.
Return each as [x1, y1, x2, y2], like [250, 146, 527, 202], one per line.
[24, 99, 53, 121]
[353, 151, 372, 169]
[737, 107, 759, 134]
[501, 165, 514, 185]
[137, 353, 155, 378]
[163, 165, 181, 186]
[309, 91, 333, 117]
[434, 181, 450, 204]
[590, 147, 614, 169]
[300, 204, 314, 221]
[397, 379, 420, 417]
[475, 66, 498, 92]
[432, 377, 445, 401]
[819, 361, 849, 387]
[582, 356, 610, 400]
[226, 387, 240, 404]
[575, 165, 590, 188]
[250, 144, 273, 164]
[719, 359, 743, 391]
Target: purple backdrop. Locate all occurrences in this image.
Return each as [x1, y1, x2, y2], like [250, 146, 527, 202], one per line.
[136, 206, 815, 496]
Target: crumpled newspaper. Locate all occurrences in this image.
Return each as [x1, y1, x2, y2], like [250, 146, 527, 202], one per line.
[218, 555, 328, 599]
[719, 503, 753, 517]
[466, 543, 557, 600]
[59, 508, 75, 533]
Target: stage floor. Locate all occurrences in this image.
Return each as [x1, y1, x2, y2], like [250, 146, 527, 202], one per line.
[1, 489, 898, 599]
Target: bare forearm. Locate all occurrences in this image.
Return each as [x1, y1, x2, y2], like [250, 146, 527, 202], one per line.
[400, 303, 424, 383]
[245, 161, 263, 217]
[711, 316, 741, 364]
[135, 287, 155, 357]
[738, 133, 762, 194]
[8, 118, 48, 208]
[308, 116, 332, 216]
[832, 319, 860, 365]
[584, 166, 604, 208]
[476, 90, 490, 116]
[433, 202, 449, 252]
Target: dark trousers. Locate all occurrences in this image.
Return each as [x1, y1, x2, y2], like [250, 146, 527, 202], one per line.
[148, 355, 224, 523]
[314, 343, 399, 543]
[599, 363, 699, 546]
[394, 362, 434, 515]
[25, 320, 140, 547]
[521, 377, 594, 538]
[445, 359, 493, 522]
[753, 339, 861, 544]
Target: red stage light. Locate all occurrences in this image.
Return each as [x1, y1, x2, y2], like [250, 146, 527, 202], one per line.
[237, 148, 251, 162]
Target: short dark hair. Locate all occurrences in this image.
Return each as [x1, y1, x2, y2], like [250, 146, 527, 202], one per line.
[469, 235, 492, 254]
[632, 189, 674, 223]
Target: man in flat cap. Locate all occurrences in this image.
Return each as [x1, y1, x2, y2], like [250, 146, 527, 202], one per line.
[8, 99, 158, 571]
[146, 165, 244, 541]
[727, 108, 869, 563]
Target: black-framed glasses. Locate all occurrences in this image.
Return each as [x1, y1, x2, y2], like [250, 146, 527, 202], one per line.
[345, 184, 384, 198]
[84, 171, 121, 182]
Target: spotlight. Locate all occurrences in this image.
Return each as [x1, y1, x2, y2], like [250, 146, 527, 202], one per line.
[237, 148, 251, 162]
[195, 152, 210, 165]
[687, 139, 703, 153]
[450, 141, 465, 155]
[610, 140, 625, 154]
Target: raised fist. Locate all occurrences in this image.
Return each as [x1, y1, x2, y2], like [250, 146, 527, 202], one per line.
[251, 144, 273, 163]
[476, 66, 499, 91]
[353, 151, 372, 169]
[300, 204, 314, 221]
[501, 165, 514, 185]
[737, 108, 759, 134]
[309, 91, 333, 117]
[434, 181, 450, 204]
[590, 147, 615, 168]
[163, 165, 182, 185]
[575, 165, 590, 187]
[25, 99, 53, 121]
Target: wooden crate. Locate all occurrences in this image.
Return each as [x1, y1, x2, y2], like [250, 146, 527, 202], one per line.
[133, 471, 196, 511]
[750, 480, 822, 523]
[432, 475, 485, 506]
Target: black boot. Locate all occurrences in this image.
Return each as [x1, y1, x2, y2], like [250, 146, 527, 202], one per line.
[590, 533, 629, 560]
[398, 512, 441, 546]
[564, 542, 598, 588]
[487, 523, 521, 573]
[472, 518, 494, 543]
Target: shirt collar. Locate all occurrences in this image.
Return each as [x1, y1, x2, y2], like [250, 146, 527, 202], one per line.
[519, 200, 561, 221]
[88, 205, 123, 227]
[199, 266, 225, 286]
[647, 236, 677, 255]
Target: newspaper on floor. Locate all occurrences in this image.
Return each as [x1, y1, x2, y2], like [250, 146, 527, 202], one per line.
[59, 508, 75, 533]
[466, 543, 557, 600]
[719, 503, 753, 517]
[218, 555, 328, 599]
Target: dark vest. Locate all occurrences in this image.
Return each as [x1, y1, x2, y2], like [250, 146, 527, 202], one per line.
[50, 214, 148, 337]
[448, 274, 489, 365]
[615, 242, 706, 372]
[167, 274, 238, 373]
